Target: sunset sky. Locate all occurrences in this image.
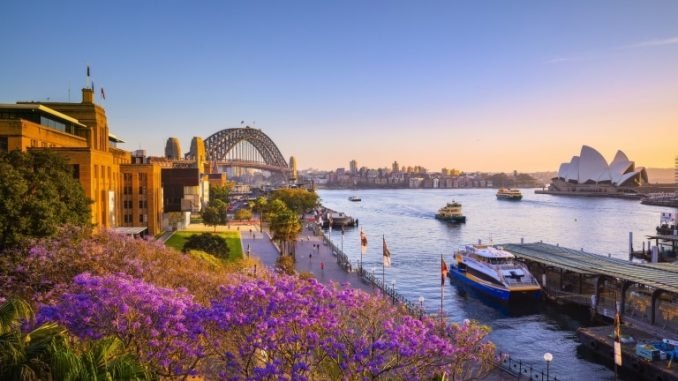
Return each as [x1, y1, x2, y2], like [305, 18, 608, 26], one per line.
[2, 1, 677, 172]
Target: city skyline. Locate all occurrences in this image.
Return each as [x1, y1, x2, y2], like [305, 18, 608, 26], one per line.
[2, 1, 677, 172]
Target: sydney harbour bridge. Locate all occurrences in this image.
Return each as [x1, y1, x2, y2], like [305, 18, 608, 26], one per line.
[182, 126, 292, 176]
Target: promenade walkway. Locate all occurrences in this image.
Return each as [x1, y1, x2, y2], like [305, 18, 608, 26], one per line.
[166, 221, 512, 380]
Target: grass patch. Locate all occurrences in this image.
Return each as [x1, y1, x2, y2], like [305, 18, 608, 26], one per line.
[165, 231, 243, 261]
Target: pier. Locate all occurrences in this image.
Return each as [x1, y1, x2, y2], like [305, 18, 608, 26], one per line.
[502, 242, 678, 332]
[313, 225, 558, 379]
[500, 242, 678, 380]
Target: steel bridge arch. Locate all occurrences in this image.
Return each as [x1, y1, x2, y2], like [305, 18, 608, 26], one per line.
[203, 127, 289, 171]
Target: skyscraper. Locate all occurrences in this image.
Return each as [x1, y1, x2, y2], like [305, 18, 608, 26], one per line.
[350, 159, 358, 174]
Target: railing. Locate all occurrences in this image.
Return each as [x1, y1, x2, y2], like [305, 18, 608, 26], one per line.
[316, 225, 556, 380]
[317, 227, 424, 317]
[496, 353, 559, 381]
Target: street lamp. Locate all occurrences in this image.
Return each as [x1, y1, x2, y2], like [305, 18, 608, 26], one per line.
[418, 296, 425, 319]
[391, 280, 396, 304]
[543, 352, 553, 380]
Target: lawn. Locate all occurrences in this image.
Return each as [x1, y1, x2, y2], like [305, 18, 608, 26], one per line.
[165, 231, 243, 260]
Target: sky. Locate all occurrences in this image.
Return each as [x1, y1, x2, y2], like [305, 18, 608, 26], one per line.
[1, 0, 677, 172]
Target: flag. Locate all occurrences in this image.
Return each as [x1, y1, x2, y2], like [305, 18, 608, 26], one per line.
[360, 229, 367, 256]
[383, 236, 391, 267]
[100, 88, 106, 100]
[86, 65, 90, 77]
[441, 256, 448, 286]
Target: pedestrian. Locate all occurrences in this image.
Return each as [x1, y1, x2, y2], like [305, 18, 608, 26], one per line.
[321, 262, 324, 271]
[309, 252, 312, 260]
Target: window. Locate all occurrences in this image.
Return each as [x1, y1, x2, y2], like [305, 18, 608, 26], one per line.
[0, 137, 8, 153]
[139, 214, 143, 223]
[139, 200, 144, 209]
[71, 164, 80, 180]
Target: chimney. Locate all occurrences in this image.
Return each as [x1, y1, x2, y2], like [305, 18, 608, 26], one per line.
[82, 88, 94, 104]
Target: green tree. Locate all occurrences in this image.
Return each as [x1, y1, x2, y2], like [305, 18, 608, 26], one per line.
[269, 206, 302, 256]
[209, 184, 231, 205]
[270, 188, 319, 215]
[183, 233, 230, 260]
[234, 208, 252, 221]
[202, 199, 228, 232]
[252, 196, 268, 231]
[0, 150, 92, 249]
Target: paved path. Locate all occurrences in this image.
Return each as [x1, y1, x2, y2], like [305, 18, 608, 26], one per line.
[293, 230, 372, 292]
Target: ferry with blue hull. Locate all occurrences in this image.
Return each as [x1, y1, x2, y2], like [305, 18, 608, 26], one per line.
[449, 244, 541, 302]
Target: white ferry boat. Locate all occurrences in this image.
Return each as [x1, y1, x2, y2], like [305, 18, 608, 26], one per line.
[348, 195, 362, 202]
[449, 244, 541, 302]
[435, 201, 466, 223]
[496, 188, 523, 201]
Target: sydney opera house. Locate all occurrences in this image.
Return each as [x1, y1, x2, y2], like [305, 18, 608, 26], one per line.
[543, 145, 648, 197]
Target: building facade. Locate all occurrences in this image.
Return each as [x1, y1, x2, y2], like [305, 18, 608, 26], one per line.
[0, 88, 164, 235]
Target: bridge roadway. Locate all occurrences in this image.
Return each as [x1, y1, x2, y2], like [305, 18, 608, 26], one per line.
[501, 242, 678, 295]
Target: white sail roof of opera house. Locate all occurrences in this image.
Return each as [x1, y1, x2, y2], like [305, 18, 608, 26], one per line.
[556, 145, 648, 186]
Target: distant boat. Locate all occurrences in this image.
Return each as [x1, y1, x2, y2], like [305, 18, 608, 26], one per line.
[496, 188, 523, 201]
[348, 195, 362, 202]
[435, 201, 466, 223]
[449, 244, 542, 302]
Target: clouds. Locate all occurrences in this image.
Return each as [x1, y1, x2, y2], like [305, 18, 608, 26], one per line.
[628, 36, 678, 48]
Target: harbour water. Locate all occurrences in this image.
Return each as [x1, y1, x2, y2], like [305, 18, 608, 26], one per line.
[317, 188, 672, 380]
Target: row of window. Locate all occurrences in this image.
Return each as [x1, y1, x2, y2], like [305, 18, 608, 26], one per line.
[123, 214, 148, 224]
[123, 186, 147, 195]
[122, 200, 148, 209]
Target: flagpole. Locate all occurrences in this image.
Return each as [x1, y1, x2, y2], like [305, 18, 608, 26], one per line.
[440, 254, 444, 321]
[360, 227, 363, 275]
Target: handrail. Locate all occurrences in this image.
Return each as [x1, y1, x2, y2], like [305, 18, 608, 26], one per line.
[315, 224, 556, 380]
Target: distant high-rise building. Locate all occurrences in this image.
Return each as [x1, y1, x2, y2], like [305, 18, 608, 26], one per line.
[442, 168, 450, 176]
[675, 155, 678, 185]
[289, 155, 298, 180]
[164, 137, 182, 160]
[392, 161, 399, 173]
[350, 160, 358, 174]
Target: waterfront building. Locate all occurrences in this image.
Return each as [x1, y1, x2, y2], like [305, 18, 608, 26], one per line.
[0, 89, 165, 235]
[121, 151, 163, 235]
[392, 161, 399, 173]
[545, 145, 648, 195]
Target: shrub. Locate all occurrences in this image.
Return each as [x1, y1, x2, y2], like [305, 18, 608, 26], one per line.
[182, 233, 229, 259]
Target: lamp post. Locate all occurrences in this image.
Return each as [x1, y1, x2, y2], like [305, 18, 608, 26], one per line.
[543, 352, 553, 380]
[391, 280, 396, 304]
[418, 296, 425, 319]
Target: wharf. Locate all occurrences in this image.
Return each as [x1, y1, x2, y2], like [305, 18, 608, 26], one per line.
[577, 325, 678, 381]
[501, 242, 678, 333]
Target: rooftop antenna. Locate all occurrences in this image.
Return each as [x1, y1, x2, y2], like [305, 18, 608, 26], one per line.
[86, 65, 91, 89]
